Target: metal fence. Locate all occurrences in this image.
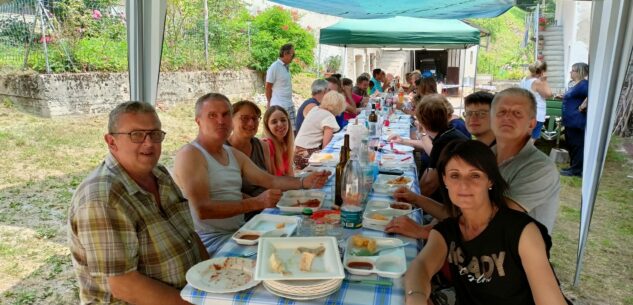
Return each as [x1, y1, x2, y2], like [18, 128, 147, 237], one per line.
[0, 0, 252, 73]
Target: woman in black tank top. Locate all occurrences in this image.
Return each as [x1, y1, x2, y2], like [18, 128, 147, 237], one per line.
[403, 140, 567, 305]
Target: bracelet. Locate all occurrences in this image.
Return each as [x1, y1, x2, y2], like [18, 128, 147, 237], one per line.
[300, 176, 305, 189]
[406, 290, 425, 298]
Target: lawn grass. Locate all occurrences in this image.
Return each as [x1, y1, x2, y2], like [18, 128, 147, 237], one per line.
[0, 94, 632, 304]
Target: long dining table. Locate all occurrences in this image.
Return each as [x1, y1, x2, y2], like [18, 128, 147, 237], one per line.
[180, 112, 424, 305]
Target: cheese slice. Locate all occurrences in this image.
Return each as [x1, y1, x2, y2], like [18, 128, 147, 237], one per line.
[269, 252, 285, 274]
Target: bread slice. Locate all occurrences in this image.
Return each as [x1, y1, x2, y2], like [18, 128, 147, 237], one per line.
[299, 251, 316, 272]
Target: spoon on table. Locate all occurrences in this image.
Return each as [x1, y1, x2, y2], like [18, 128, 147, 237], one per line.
[352, 242, 410, 256]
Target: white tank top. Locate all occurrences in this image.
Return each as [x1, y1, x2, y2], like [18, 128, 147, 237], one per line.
[519, 77, 546, 122]
[189, 142, 244, 235]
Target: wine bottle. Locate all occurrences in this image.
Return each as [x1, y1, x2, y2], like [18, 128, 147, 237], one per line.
[368, 103, 378, 137]
[335, 134, 350, 207]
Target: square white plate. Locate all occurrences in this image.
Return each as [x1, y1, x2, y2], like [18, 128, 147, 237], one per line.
[232, 214, 299, 245]
[372, 174, 414, 193]
[277, 190, 326, 213]
[343, 236, 407, 278]
[254, 236, 345, 281]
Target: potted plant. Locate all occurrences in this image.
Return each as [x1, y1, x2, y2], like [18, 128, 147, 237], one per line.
[538, 17, 547, 31]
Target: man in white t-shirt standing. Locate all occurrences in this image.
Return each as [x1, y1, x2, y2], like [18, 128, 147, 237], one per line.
[266, 43, 296, 129]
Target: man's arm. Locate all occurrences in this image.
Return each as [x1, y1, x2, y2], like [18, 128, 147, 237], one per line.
[232, 147, 327, 190]
[265, 82, 273, 108]
[420, 168, 439, 197]
[173, 145, 275, 220]
[108, 271, 192, 305]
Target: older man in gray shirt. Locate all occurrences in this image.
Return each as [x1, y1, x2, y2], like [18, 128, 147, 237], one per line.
[491, 87, 561, 233]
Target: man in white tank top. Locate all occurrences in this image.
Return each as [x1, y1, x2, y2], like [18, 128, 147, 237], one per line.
[173, 93, 329, 256]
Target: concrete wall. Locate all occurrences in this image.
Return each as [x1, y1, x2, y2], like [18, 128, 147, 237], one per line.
[0, 70, 264, 117]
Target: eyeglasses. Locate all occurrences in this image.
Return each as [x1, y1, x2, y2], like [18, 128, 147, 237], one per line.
[110, 130, 166, 143]
[464, 110, 489, 119]
[239, 115, 261, 123]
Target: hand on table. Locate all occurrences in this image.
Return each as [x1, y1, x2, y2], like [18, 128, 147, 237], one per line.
[388, 134, 406, 145]
[385, 217, 433, 239]
[393, 186, 418, 203]
[256, 189, 282, 208]
[303, 171, 329, 189]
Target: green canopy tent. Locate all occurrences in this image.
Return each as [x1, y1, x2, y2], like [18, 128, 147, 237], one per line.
[319, 17, 482, 105]
[319, 17, 481, 49]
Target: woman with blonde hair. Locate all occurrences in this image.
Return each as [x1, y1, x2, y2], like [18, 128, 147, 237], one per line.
[262, 106, 294, 176]
[294, 91, 346, 169]
[520, 61, 552, 139]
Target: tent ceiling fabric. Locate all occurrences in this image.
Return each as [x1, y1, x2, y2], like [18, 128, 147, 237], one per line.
[319, 17, 480, 48]
[269, 0, 514, 19]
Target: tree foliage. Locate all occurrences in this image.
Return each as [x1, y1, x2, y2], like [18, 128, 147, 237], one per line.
[469, 7, 533, 80]
[249, 6, 315, 74]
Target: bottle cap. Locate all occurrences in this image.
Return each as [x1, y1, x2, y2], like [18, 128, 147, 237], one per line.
[302, 208, 313, 216]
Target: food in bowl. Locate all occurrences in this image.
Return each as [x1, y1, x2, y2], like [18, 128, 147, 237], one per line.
[292, 199, 321, 208]
[369, 213, 389, 221]
[347, 261, 374, 270]
[351, 235, 377, 253]
[390, 202, 411, 210]
[238, 233, 260, 240]
[387, 176, 411, 185]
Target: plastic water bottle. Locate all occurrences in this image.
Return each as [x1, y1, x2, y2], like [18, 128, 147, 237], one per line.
[340, 154, 365, 229]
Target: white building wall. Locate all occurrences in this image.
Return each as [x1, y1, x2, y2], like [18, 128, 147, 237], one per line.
[557, 0, 591, 88]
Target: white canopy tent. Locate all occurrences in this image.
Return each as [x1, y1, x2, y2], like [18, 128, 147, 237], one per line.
[123, 0, 633, 286]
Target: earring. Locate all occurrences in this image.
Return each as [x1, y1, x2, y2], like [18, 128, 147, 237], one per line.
[488, 186, 493, 190]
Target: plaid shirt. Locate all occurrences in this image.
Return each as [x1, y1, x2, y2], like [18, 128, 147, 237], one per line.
[68, 154, 203, 304]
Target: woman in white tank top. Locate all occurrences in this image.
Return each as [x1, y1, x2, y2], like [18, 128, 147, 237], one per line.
[519, 61, 552, 139]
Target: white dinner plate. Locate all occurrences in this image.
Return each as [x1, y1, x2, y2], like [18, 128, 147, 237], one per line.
[185, 257, 260, 293]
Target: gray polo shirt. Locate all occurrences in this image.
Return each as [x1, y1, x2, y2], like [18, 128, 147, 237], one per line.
[493, 139, 561, 233]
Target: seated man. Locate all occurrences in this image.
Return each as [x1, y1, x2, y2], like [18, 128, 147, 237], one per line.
[491, 88, 561, 233]
[173, 93, 329, 256]
[68, 101, 206, 305]
[352, 75, 370, 97]
[464, 91, 496, 146]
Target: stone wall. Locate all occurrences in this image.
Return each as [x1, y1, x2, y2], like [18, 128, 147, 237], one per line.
[0, 69, 264, 117]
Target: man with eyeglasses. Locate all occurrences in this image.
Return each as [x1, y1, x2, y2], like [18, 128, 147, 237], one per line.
[266, 43, 296, 129]
[173, 93, 329, 256]
[491, 88, 560, 233]
[464, 91, 496, 147]
[68, 101, 206, 305]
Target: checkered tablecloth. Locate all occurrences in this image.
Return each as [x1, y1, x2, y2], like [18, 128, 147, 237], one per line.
[181, 121, 423, 305]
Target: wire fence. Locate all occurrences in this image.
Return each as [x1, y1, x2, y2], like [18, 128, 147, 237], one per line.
[0, 0, 253, 73]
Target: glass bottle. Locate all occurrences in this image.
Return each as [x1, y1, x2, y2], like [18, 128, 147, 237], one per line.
[334, 134, 350, 208]
[368, 103, 378, 137]
[299, 208, 314, 236]
[340, 154, 365, 229]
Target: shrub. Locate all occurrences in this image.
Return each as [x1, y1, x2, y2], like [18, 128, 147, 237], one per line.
[249, 6, 315, 74]
[74, 37, 127, 71]
[324, 55, 341, 73]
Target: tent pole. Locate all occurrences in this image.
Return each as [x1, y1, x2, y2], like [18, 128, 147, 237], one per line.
[318, 44, 322, 78]
[343, 46, 348, 77]
[473, 45, 479, 92]
[460, 48, 465, 112]
[535, 4, 540, 62]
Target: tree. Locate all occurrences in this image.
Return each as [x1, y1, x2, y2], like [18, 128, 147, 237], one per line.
[249, 6, 315, 74]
